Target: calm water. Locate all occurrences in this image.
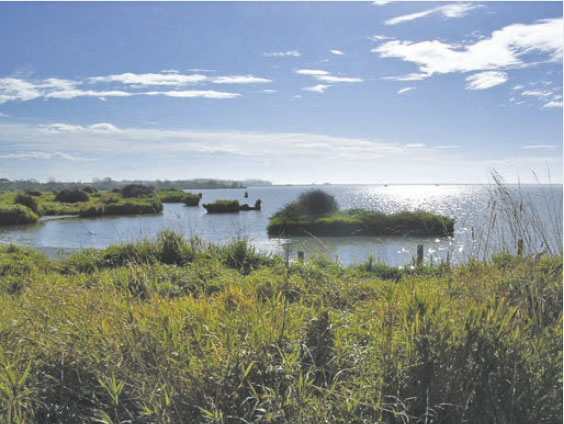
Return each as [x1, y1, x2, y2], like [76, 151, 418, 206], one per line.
[0, 185, 561, 266]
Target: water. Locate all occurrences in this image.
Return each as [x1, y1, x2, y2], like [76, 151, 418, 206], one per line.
[0, 184, 561, 266]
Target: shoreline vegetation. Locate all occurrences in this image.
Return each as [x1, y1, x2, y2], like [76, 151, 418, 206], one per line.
[268, 190, 454, 237]
[0, 178, 272, 192]
[0, 185, 173, 226]
[203, 199, 262, 213]
[0, 232, 560, 423]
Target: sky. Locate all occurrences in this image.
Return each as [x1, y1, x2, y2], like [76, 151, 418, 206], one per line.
[0, 1, 562, 184]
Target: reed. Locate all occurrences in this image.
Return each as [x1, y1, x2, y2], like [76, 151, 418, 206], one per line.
[0, 233, 560, 423]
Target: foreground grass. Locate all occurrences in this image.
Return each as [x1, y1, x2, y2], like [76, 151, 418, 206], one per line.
[0, 234, 561, 423]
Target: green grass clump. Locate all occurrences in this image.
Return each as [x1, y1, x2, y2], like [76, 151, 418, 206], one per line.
[203, 199, 240, 213]
[120, 184, 155, 198]
[157, 189, 201, 206]
[79, 196, 163, 218]
[54, 188, 90, 203]
[14, 193, 39, 214]
[268, 192, 454, 237]
[0, 204, 39, 226]
[0, 234, 560, 423]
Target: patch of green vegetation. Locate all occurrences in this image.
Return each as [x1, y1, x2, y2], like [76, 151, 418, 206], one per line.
[0, 234, 560, 423]
[203, 199, 240, 213]
[120, 184, 155, 198]
[54, 188, 90, 203]
[268, 190, 454, 236]
[0, 190, 164, 225]
[0, 204, 39, 226]
[157, 189, 201, 206]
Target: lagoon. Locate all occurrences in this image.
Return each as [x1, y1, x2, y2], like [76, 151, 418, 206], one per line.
[0, 184, 561, 266]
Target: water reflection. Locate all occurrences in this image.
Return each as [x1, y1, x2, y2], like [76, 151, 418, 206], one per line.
[0, 184, 560, 266]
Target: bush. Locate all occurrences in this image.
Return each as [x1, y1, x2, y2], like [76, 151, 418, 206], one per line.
[24, 189, 42, 197]
[203, 200, 240, 213]
[81, 186, 98, 194]
[54, 188, 89, 203]
[298, 190, 339, 216]
[121, 184, 155, 198]
[14, 193, 39, 214]
[0, 205, 39, 225]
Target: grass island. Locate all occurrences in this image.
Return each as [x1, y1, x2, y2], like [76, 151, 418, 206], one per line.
[267, 190, 454, 237]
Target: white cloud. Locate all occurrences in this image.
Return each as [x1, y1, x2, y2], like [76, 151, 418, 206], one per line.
[295, 69, 329, 76]
[0, 151, 92, 161]
[372, 1, 393, 6]
[520, 144, 556, 150]
[262, 89, 277, 94]
[0, 76, 241, 103]
[521, 90, 553, 97]
[0, 112, 8, 118]
[383, 73, 428, 82]
[89, 72, 208, 86]
[466, 71, 508, 90]
[513, 84, 525, 90]
[314, 75, 363, 83]
[397, 86, 415, 94]
[302, 84, 331, 93]
[144, 90, 240, 99]
[404, 143, 426, 148]
[263, 50, 301, 57]
[434, 145, 461, 149]
[211, 75, 271, 84]
[543, 100, 563, 108]
[385, 3, 481, 25]
[330, 49, 345, 56]
[370, 35, 394, 42]
[373, 18, 563, 79]
[0, 78, 42, 103]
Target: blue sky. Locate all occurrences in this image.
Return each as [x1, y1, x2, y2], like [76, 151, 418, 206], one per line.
[0, 1, 562, 184]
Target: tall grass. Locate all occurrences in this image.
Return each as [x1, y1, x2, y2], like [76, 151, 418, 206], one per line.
[0, 232, 560, 423]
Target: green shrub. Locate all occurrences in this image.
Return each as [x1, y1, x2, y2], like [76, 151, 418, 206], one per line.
[0, 205, 39, 225]
[81, 186, 98, 194]
[14, 193, 39, 214]
[120, 184, 154, 198]
[297, 189, 339, 216]
[203, 200, 240, 213]
[54, 188, 89, 203]
[24, 189, 42, 197]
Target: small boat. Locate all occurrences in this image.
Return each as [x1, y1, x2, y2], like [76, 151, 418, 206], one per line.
[244, 191, 248, 198]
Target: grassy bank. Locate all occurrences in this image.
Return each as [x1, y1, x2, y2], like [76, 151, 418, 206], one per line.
[268, 190, 454, 237]
[203, 199, 241, 213]
[157, 189, 201, 206]
[0, 189, 163, 225]
[0, 233, 560, 423]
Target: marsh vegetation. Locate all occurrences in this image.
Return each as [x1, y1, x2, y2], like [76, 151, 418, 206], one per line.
[268, 190, 454, 237]
[0, 233, 560, 423]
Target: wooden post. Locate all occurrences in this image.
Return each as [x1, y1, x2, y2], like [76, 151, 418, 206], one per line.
[517, 239, 524, 256]
[416, 244, 424, 267]
[297, 251, 304, 261]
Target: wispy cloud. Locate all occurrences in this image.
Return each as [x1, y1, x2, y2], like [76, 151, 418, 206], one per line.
[295, 69, 364, 87]
[372, 1, 393, 6]
[263, 50, 301, 57]
[0, 151, 93, 161]
[543, 101, 563, 108]
[520, 144, 556, 150]
[262, 89, 277, 94]
[521, 90, 553, 97]
[0, 76, 242, 103]
[211, 75, 271, 84]
[89, 72, 208, 86]
[315, 75, 363, 83]
[466, 71, 508, 90]
[397, 86, 415, 94]
[373, 18, 563, 85]
[385, 3, 482, 25]
[330, 49, 345, 56]
[302, 84, 331, 93]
